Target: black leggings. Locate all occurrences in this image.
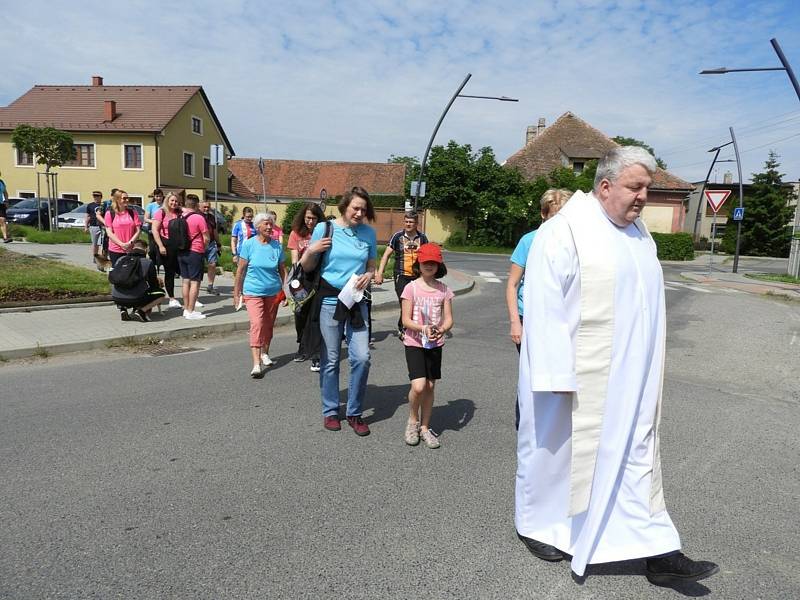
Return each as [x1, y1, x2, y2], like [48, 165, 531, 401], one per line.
[162, 246, 179, 298]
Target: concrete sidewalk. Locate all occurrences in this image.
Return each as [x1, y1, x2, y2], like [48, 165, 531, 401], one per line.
[0, 242, 475, 360]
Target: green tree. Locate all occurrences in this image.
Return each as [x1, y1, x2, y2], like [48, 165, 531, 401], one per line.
[720, 151, 795, 257]
[11, 124, 75, 229]
[11, 124, 75, 172]
[612, 136, 667, 169]
[388, 155, 420, 198]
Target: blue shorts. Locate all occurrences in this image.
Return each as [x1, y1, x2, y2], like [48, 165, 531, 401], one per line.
[178, 251, 204, 282]
[205, 242, 219, 264]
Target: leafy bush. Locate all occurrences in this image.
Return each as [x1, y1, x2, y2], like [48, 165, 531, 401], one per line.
[447, 231, 466, 246]
[282, 201, 305, 232]
[651, 232, 694, 260]
[372, 195, 405, 208]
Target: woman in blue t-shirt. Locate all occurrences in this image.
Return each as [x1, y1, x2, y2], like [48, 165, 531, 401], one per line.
[233, 213, 286, 379]
[300, 187, 377, 436]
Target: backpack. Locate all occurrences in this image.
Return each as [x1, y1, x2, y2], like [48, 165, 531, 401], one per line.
[108, 254, 144, 290]
[168, 212, 193, 251]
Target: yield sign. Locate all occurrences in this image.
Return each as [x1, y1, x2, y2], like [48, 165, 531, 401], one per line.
[704, 189, 731, 213]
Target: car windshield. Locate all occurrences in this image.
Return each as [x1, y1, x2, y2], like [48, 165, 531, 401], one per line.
[64, 206, 88, 215]
[12, 199, 41, 209]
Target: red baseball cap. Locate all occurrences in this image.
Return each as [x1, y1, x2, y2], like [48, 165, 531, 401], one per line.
[417, 243, 443, 264]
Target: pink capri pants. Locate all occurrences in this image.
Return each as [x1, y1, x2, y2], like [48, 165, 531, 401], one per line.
[244, 294, 282, 347]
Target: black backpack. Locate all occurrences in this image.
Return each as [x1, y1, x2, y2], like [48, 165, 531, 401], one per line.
[168, 212, 192, 251]
[108, 255, 144, 289]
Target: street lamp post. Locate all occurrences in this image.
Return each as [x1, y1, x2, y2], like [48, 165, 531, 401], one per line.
[700, 38, 800, 277]
[412, 73, 518, 211]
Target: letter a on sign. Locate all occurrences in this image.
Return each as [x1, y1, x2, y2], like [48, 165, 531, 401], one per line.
[704, 189, 731, 213]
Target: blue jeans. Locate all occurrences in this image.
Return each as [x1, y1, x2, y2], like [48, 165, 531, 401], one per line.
[319, 302, 371, 417]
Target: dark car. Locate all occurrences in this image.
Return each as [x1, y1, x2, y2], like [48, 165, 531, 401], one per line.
[6, 198, 83, 229]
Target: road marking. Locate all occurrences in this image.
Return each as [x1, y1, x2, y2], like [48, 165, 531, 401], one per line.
[791, 332, 797, 346]
[478, 271, 502, 283]
[667, 281, 713, 293]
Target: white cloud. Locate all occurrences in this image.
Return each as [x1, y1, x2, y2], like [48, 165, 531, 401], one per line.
[3, 0, 800, 183]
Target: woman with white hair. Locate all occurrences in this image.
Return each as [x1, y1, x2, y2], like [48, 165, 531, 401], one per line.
[233, 213, 286, 378]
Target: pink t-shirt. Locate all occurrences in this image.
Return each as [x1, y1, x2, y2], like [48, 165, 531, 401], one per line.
[400, 279, 454, 348]
[104, 209, 141, 254]
[154, 208, 178, 240]
[184, 211, 208, 253]
[287, 230, 311, 259]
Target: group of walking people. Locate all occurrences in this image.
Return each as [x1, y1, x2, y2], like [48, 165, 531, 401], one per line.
[235, 187, 454, 448]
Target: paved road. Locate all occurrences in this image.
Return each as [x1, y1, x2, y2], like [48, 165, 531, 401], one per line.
[1, 253, 798, 599]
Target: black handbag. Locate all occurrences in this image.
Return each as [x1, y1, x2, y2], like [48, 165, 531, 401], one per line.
[284, 220, 332, 313]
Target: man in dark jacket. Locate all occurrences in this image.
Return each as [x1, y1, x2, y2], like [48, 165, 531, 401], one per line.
[111, 240, 165, 322]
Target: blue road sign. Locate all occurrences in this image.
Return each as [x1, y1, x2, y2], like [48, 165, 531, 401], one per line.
[733, 207, 745, 221]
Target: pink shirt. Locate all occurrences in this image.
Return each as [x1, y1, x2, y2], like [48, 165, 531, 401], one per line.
[272, 225, 284, 244]
[154, 208, 178, 240]
[184, 211, 209, 253]
[401, 279, 454, 348]
[104, 209, 141, 254]
[287, 230, 311, 259]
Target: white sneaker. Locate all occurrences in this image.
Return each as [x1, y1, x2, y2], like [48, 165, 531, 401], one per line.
[184, 311, 206, 320]
[183, 309, 190, 317]
[261, 353, 274, 367]
[195, 300, 204, 308]
[250, 365, 263, 379]
[168, 298, 182, 309]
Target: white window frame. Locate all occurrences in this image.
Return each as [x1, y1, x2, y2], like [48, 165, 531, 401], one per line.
[191, 115, 203, 136]
[13, 147, 35, 168]
[62, 141, 97, 170]
[121, 143, 144, 171]
[17, 190, 36, 199]
[202, 156, 212, 181]
[60, 192, 81, 202]
[127, 195, 144, 207]
[183, 151, 195, 177]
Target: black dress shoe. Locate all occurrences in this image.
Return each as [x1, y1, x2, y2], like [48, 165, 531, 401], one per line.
[517, 532, 563, 562]
[646, 551, 719, 586]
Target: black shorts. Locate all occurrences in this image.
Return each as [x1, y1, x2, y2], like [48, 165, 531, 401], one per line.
[404, 345, 443, 381]
[178, 251, 204, 281]
[0, 203, 6, 218]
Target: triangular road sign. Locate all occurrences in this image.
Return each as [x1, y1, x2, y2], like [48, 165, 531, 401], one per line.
[704, 189, 731, 213]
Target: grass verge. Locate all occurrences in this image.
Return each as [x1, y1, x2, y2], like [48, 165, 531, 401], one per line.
[745, 273, 800, 285]
[444, 243, 513, 255]
[9, 225, 92, 244]
[0, 247, 110, 303]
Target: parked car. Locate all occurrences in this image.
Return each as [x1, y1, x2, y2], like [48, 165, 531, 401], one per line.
[6, 198, 83, 229]
[6, 197, 28, 208]
[57, 203, 145, 229]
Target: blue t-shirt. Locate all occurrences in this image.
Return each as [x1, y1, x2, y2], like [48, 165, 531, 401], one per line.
[510, 230, 537, 316]
[0, 179, 6, 203]
[232, 219, 256, 253]
[145, 202, 161, 218]
[311, 221, 377, 305]
[239, 237, 284, 296]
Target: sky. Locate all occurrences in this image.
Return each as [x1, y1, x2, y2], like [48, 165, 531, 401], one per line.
[3, 0, 800, 185]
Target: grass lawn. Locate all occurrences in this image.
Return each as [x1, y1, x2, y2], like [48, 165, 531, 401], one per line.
[745, 272, 800, 285]
[9, 225, 91, 244]
[0, 247, 110, 303]
[444, 243, 513, 255]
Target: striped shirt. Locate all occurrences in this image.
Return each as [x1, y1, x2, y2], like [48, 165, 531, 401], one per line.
[388, 230, 428, 277]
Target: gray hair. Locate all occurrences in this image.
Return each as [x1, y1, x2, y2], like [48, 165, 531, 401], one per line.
[594, 146, 657, 190]
[253, 212, 275, 228]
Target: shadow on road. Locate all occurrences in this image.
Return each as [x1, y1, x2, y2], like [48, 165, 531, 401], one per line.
[573, 559, 712, 597]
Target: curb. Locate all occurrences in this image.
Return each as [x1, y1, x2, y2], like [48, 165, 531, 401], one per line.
[0, 271, 476, 361]
[680, 272, 800, 301]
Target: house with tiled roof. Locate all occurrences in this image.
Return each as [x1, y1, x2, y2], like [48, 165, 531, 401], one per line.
[227, 158, 405, 203]
[0, 75, 234, 205]
[505, 112, 693, 233]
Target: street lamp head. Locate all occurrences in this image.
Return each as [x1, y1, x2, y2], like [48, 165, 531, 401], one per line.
[498, 96, 519, 102]
[700, 68, 728, 74]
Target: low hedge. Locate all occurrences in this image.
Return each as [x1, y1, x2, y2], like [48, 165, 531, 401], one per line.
[651, 232, 695, 261]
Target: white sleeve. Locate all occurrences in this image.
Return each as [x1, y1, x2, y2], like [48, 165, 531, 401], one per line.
[521, 216, 579, 392]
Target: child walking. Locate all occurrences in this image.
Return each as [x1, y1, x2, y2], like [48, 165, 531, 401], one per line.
[400, 243, 454, 449]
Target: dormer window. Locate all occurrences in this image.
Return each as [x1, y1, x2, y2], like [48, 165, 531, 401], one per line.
[573, 161, 585, 175]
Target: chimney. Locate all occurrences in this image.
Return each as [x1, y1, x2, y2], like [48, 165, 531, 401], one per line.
[103, 100, 117, 122]
[723, 171, 733, 184]
[537, 117, 546, 135]
[526, 125, 537, 145]
[92, 75, 104, 87]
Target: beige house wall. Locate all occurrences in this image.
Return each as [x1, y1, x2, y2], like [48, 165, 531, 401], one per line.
[641, 205, 675, 234]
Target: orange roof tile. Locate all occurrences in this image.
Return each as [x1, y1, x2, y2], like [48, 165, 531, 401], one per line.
[228, 158, 406, 199]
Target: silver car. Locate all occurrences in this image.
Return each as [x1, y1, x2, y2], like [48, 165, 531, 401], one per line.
[58, 204, 145, 229]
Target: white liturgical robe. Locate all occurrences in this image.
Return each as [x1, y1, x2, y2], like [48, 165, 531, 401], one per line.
[515, 191, 681, 577]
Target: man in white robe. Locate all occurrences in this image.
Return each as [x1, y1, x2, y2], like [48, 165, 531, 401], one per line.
[515, 146, 718, 586]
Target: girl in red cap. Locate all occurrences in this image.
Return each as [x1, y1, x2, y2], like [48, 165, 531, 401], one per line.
[400, 243, 454, 449]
